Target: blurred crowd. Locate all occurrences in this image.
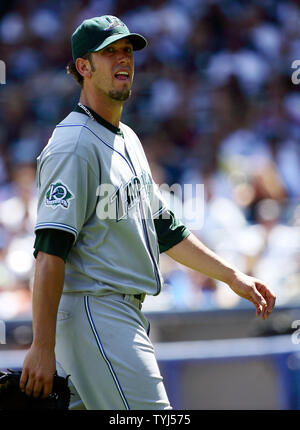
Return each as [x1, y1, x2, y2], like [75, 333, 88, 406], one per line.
[0, 0, 300, 319]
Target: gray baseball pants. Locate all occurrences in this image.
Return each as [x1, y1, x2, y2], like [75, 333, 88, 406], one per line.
[55, 292, 172, 410]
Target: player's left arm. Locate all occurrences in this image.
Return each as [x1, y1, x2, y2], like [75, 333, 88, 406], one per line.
[165, 232, 276, 319]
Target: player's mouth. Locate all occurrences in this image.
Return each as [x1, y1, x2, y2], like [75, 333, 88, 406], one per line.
[114, 70, 130, 81]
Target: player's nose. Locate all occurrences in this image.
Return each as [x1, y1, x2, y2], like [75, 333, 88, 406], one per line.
[117, 56, 130, 67]
[116, 50, 132, 65]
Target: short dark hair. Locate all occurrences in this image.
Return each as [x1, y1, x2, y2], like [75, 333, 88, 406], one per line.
[66, 52, 94, 87]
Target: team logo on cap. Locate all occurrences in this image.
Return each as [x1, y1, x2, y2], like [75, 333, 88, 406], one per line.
[104, 16, 123, 31]
[45, 181, 74, 209]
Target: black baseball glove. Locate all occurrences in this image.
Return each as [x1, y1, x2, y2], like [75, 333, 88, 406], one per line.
[0, 368, 71, 410]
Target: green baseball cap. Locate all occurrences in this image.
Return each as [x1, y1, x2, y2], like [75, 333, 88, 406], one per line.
[72, 15, 147, 61]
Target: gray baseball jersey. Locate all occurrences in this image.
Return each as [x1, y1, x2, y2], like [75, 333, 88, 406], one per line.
[34, 104, 190, 409]
[35, 107, 167, 297]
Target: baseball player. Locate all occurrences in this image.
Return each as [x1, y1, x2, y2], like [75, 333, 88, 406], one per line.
[19, 15, 276, 410]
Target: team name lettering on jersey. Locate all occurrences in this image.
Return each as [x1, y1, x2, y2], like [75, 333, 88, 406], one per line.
[96, 171, 152, 221]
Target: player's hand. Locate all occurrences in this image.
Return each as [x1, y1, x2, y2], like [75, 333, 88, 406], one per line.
[20, 344, 56, 399]
[227, 271, 276, 320]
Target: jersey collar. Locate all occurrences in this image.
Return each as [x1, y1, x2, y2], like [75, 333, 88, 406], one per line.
[74, 104, 123, 137]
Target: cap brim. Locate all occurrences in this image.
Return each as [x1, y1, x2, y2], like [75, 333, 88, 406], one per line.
[89, 33, 147, 53]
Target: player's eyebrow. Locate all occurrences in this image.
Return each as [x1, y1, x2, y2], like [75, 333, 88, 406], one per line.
[100, 43, 133, 54]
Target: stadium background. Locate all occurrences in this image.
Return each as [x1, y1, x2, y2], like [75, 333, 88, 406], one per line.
[0, 0, 300, 409]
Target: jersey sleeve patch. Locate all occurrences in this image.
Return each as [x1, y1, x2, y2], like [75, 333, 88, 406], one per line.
[45, 180, 74, 210]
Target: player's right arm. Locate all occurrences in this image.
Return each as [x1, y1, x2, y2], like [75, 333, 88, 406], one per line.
[19, 251, 65, 399]
[20, 136, 98, 398]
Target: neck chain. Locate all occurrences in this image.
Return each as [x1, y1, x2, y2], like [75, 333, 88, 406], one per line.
[77, 103, 95, 121]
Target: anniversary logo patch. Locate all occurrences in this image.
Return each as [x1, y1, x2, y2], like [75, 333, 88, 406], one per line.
[45, 181, 74, 209]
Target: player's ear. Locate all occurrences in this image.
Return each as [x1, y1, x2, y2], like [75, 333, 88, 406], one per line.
[75, 57, 93, 80]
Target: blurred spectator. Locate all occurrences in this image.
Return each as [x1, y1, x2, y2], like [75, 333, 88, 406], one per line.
[0, 0, 300, 315]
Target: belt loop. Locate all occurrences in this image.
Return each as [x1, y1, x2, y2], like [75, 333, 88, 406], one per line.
[123, 294, 145, 309]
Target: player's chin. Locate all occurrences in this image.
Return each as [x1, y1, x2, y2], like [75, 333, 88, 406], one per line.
[109, 88, 131, 101]
[113, 78, 131, 90]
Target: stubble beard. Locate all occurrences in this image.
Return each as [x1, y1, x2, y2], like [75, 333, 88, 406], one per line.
[108, 88, 131, 101]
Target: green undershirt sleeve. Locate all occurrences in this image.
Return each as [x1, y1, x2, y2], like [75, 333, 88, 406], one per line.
[33, 229, 74, 262]
[154, 210, 191, 253]
[34, 212, 190, 261]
